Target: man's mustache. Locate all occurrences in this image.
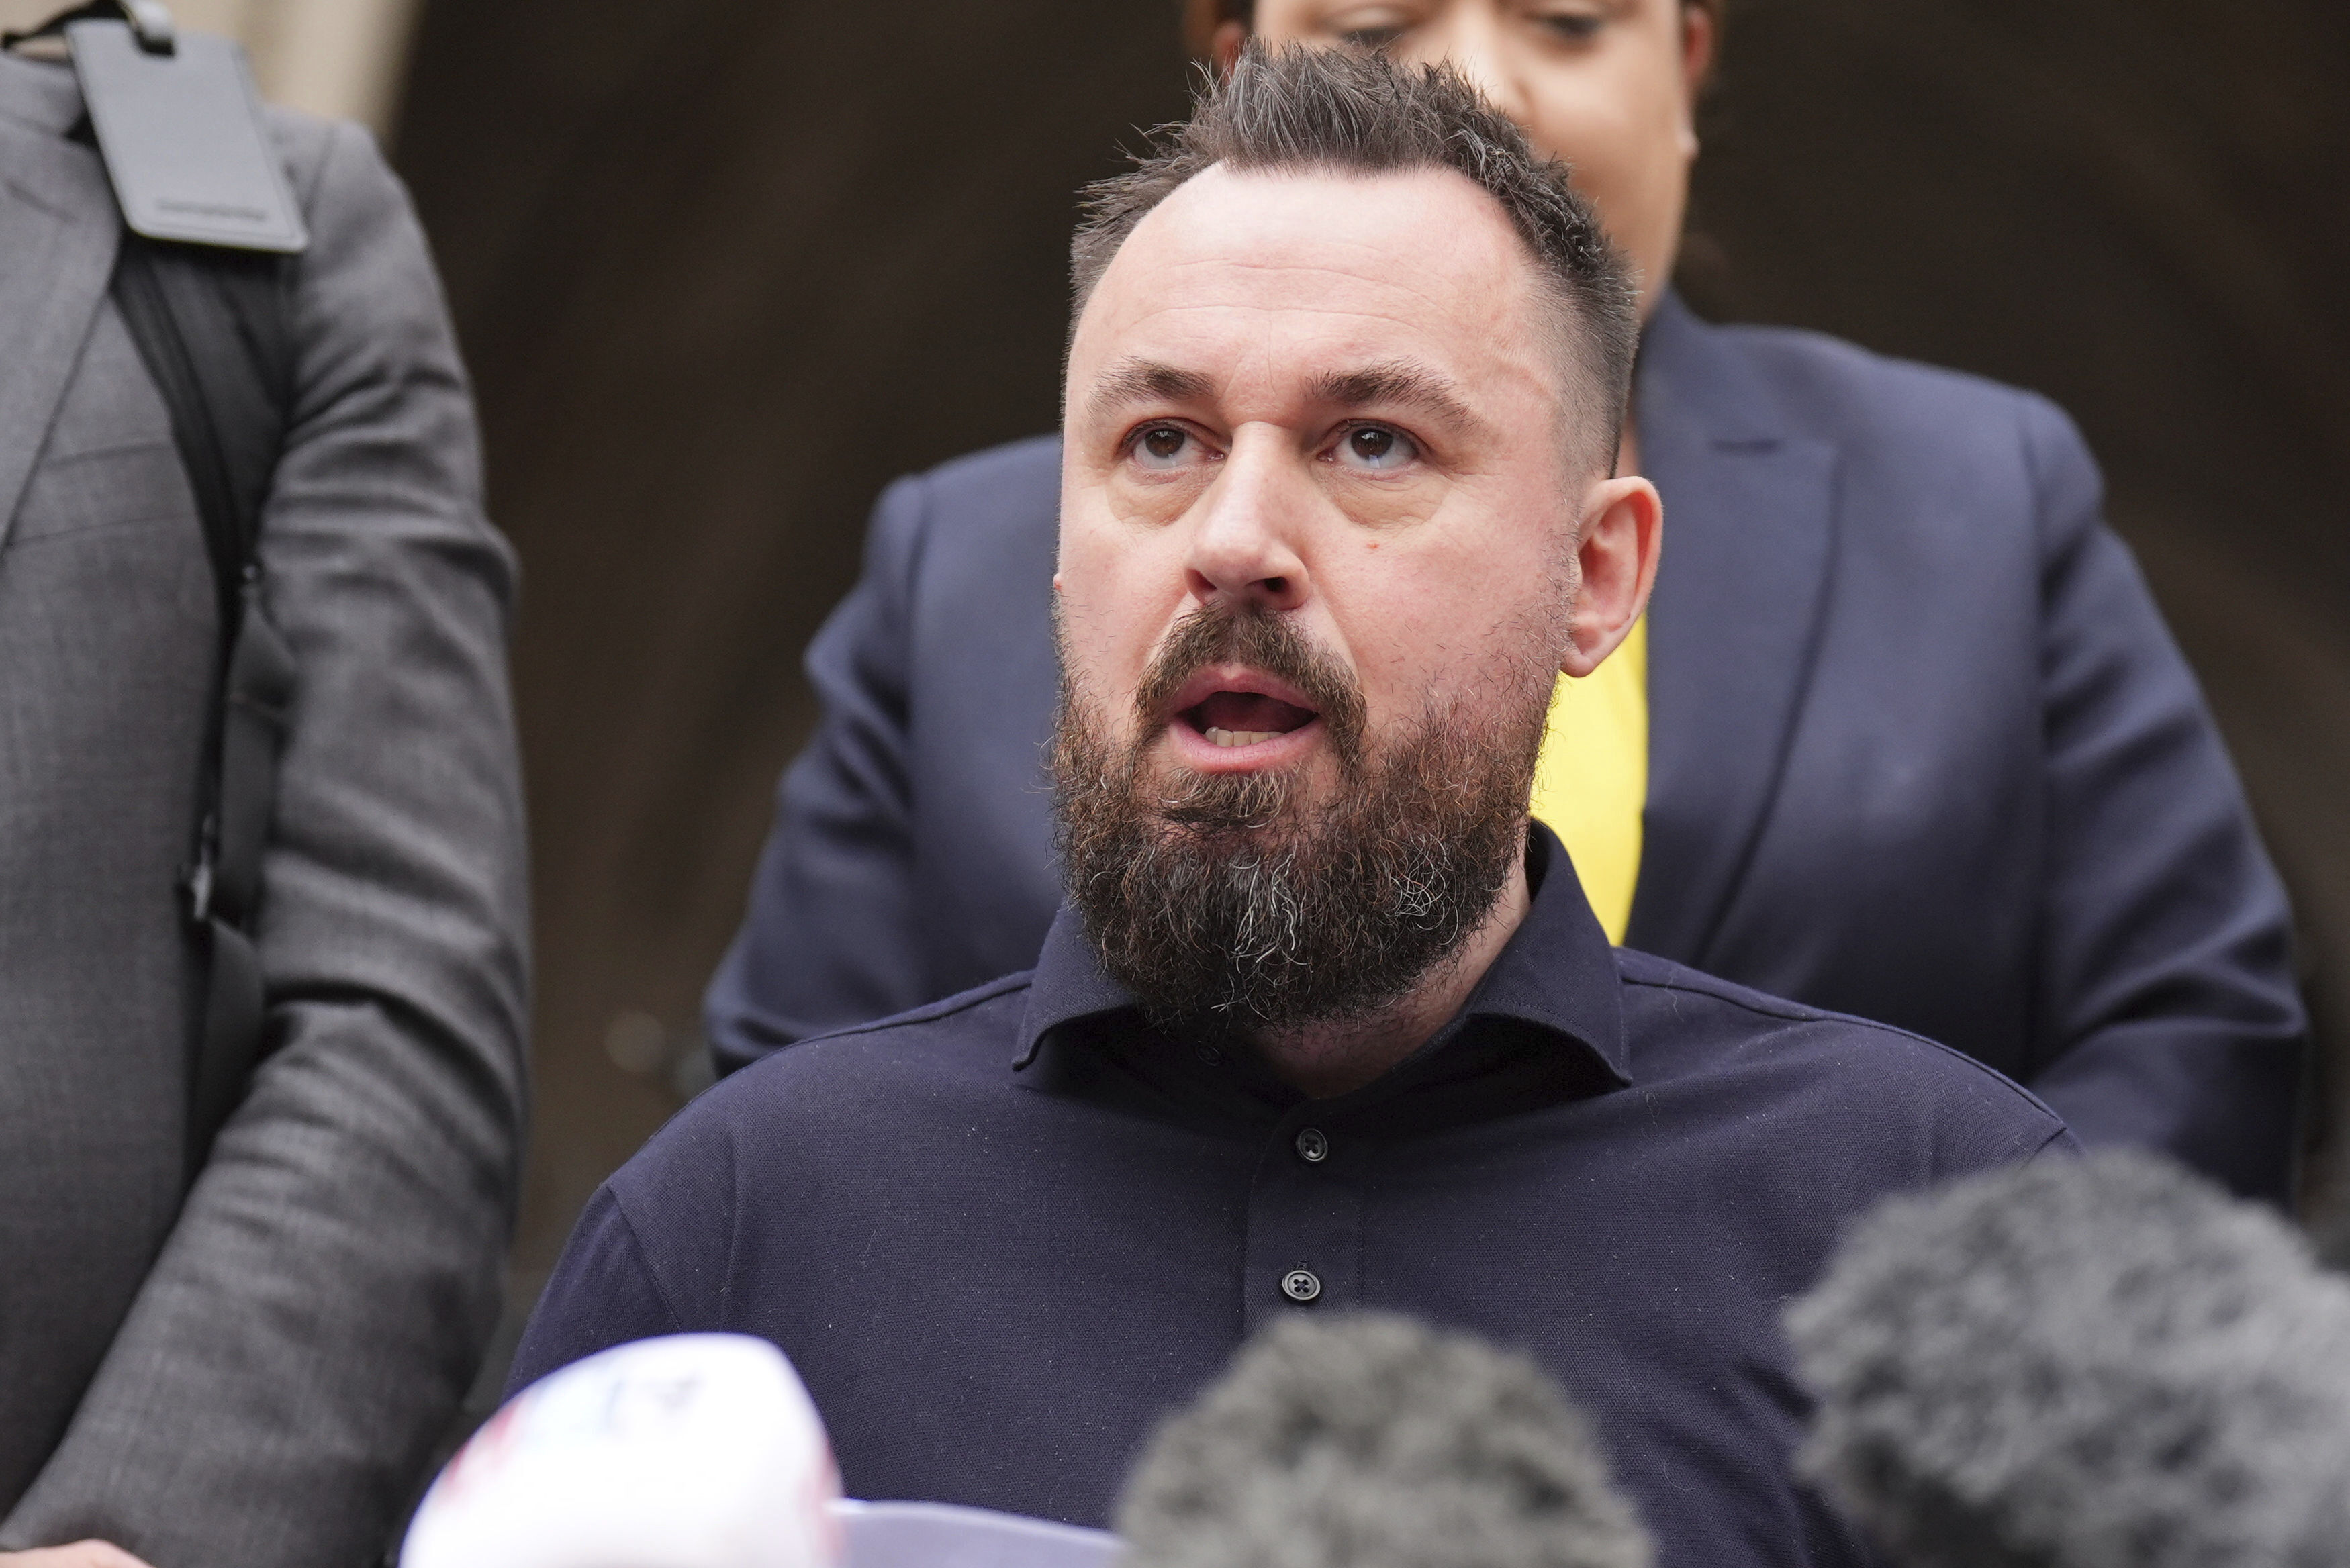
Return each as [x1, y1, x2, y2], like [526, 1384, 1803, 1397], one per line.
[1130, 602, 1368, 771]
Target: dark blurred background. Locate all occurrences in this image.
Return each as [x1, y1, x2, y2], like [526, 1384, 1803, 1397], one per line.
[377, 0, 2350, 1320]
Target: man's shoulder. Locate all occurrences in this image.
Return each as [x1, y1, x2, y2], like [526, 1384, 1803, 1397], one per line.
[643, 975, 1035, 1148]
[603, 973, 1038, 1253]
[896, 434, 1062, 538]
[786, 969, 1037, 1053]
[916, 433, 1062, 494]
[1703, 313, 2047, 415]
[1676, 307, 2078, 464]
[875, 437, 1062, 630]
[259, 101, 366, 210]
[0, 50, 81, 136]
[1612, 948, 2069, 1141]
[858, 436, 1059, 606]
[0, 48, 367, 216]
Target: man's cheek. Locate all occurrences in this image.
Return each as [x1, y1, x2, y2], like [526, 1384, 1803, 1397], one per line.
[1053, 597, 1127, 700]
[1361, 605, 1494, 720]
[1109, 469, 1214, 530]
[1334, 579, 1456, 679]
[1318, 472, 1448, 533]
[1076, 621, 1166, 737]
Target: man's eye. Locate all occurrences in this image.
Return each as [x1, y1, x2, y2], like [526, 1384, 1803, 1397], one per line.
[1323, 4, 1416, 49]
[1332, 425, 1419, 471]
[1133, 426, 1195, 469]
[1532, 9, 1605, 42]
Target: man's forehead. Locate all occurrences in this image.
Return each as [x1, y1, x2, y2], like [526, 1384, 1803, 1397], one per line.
[1072, 164, 1548, 403]
[1135, 161, 1520, 266]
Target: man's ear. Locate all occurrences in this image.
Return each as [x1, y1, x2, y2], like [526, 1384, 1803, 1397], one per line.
[1180, 0, 1247, 70]
[1211, 19, 1246, 74]
[1560, 475, 1662, 677]
[1677, 3, 1718, 160]
[1683, 3, 1720, 102]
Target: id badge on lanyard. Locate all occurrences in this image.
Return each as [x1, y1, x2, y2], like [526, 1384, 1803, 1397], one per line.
[68, 11, 307, 254]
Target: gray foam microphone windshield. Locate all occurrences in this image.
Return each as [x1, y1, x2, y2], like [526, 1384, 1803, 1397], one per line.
[1116, 1312, 1651, 1568]
[1787, 1149, 2350, 1568]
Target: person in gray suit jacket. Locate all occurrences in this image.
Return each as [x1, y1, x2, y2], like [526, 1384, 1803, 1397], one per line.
[0, 40, 526, 1568]
[706, 0, 2306, 1202]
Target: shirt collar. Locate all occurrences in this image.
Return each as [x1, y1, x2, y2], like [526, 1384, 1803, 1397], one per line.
[1014, 820, 1629, 1088]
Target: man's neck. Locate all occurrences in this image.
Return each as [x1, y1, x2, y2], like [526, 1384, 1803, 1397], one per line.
[1247, 846, 1534, 1099]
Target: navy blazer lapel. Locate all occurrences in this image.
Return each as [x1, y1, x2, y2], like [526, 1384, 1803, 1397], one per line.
[0, 54, 120, 552]
[1624, 296, 1840, 967]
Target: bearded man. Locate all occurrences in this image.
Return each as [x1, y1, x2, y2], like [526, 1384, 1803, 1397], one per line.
[512, 50, 2070, 1566]
[710, 0, 2301, 1207]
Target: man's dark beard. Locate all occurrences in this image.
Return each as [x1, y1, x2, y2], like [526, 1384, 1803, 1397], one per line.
[1051, 601, 1552, 1040]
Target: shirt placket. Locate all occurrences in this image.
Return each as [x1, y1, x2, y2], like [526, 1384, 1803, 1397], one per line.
[1240, 1101, 1366, 1334]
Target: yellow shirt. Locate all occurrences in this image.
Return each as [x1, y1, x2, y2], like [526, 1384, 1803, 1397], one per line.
[1527, 614, 1648, 944]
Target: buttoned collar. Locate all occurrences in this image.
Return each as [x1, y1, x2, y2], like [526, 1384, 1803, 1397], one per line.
[1014, 821, 1630, 1093]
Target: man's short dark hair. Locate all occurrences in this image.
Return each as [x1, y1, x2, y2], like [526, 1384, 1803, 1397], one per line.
[1070, 44, 1640, 475]
[1188, 0, 1726, 43]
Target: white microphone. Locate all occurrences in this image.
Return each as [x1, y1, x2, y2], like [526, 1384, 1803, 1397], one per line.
[400, 1334, 843, 1568]
[400, 1334, 1121, 1568]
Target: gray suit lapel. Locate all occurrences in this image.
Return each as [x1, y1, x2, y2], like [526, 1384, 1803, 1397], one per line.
[1624, 296, 1840, 967]
[0, 54, 121, 552]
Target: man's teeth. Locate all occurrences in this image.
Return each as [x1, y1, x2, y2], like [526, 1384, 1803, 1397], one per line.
[1204, 726, 1281, 748]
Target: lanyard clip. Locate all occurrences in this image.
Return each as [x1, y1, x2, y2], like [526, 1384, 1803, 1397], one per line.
[3, 0, 175, 56]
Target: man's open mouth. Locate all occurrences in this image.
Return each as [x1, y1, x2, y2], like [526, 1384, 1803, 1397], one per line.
[1177, 687, 1320, 748]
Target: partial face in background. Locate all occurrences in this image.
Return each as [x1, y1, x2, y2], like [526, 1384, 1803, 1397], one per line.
[1053, 164, 1657, 1032]
[1241, 0, 1713, 309]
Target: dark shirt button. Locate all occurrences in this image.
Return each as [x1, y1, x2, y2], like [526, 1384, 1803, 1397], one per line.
[1196, 1044, 1223, 1067]
[1295, 1127, 1329, 1163]
[1280, 1268, 1322, 1303]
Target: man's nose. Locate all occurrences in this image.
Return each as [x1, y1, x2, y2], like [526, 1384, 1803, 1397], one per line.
[1425, 9, 1534, 126]
[1183, 435, 1311, 614]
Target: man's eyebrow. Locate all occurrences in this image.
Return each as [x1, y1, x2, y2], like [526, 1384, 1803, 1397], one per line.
[1309, 362, 1489, 435]
[1085, 359, 1215, 422]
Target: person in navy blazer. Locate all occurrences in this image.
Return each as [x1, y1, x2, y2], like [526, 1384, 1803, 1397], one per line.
[706, 0, 2304, 1201]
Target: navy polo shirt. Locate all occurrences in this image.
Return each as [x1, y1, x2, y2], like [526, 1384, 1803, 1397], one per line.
[514, 826, 2072, 1567]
